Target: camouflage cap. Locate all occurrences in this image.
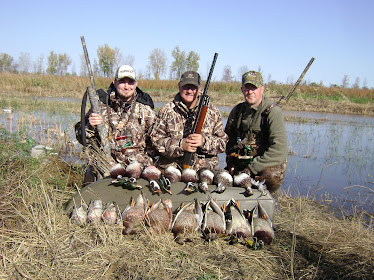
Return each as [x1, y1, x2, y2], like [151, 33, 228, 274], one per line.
[242, 71, 263, 87]
[179, 71, 201, 87]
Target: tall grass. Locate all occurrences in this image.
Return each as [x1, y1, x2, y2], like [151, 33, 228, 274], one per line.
[1, 73, 373, 105]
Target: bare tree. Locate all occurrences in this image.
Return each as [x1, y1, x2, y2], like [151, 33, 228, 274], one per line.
[19, 52, 32, 73]
[123, 54, 135, 67]
[352, 77, 360, 89]
[221, 65, 233, 82]
[33, 54, 44, 74]
[80, 53, 88, 76]
[341, 75, 349, 88]
[238, 65, 249, 80]
[148, 48, 167, 80]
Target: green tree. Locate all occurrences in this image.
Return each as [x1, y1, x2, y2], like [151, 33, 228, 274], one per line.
[46, 51, 58, 75]
[170, 46, 186, 80]
[57, 53, 72, 76]
[0, 53, 15, 72]
[185, 51, 200, 72]
[97, 44, 122, 77]
[148, 48, 167, 80]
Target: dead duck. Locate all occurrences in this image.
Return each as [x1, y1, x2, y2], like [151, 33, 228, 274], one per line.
[213, 169, 233, 193]
[87, 199, 103, 224]
[251, 178, 268, 196]
[224, 199, 252, 239]
[142, 165, 162, 181]
[125, 161, 143, 179]
[171, 198, 203, 244]
[182, 168, 198, 193]
[202, 198, 226, 240]
[233, 172, 253, 195]
[112, 176, 142, 190]
[121, 191, 148, 235]
[145, 198, 173, 233]
[109, 163, 126, 179]
[198, 168, 214, 193]
[164, 165, 181, 183]
[102, 201, 120, 225]
[251, 203, 275, 245]
[70, 203, 88, 226]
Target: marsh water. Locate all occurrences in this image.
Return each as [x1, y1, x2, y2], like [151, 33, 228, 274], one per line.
[1, 101, 373, 215]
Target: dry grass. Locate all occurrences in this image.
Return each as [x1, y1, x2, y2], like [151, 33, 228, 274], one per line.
[0, 132, 373, 279]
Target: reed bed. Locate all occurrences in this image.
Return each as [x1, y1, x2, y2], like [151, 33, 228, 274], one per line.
[1, 73, 373, 114]
[0, 130, 373, 279]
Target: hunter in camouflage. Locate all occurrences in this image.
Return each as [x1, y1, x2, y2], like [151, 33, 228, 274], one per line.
[151, 71, 228, 172]
[225, 71, 287, 194]
[75, 65, 156, 180]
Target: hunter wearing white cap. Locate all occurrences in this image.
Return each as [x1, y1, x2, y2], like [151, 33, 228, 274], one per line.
[115, 65, 136, 81]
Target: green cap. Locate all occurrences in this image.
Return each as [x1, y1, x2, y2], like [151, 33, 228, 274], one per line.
[242, 71, 263, 87]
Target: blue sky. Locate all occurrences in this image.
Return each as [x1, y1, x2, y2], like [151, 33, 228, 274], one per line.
[1, 0, 374, 88]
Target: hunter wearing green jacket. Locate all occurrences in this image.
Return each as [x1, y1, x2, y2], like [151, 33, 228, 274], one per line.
[225, 71, 287, 194]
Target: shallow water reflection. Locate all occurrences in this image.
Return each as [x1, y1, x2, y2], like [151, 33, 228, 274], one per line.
[1, 107, 373, 214]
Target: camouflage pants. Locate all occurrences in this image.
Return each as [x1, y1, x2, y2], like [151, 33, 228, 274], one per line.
[254, 161, 287, 194]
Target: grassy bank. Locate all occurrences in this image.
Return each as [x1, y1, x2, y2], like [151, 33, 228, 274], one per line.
[1, 73, 374, 116]
[0, 130, 373, 279]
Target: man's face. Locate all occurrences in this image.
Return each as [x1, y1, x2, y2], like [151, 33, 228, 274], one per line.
[179, 83, 200, 109]
[241, 83, 264, 107]
[114, 77, 137, 101]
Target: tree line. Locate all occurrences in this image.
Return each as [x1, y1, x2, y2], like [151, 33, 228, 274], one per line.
[0, 48, 371, 88]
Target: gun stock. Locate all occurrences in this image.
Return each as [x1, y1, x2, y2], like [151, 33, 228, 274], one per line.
[277, 57, 315, 105]
[183, 53, 218, 169]
[80, 36, 111, 161]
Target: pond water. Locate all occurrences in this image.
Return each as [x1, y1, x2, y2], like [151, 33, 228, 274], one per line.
[1, 103, 373, 215]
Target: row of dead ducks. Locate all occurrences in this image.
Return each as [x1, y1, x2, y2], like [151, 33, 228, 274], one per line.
[110, 163, 268, 196]
[71, 192, 274, 246]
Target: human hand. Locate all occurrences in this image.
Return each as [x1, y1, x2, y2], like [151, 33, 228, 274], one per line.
[181, 134, 204, 153]
[88, 113, 103, 126]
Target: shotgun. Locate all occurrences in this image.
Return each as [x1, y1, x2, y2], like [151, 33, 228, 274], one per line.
[182, 53, 218, 169]
[80, 36, 112, 160]
[277, 57, 315, 104]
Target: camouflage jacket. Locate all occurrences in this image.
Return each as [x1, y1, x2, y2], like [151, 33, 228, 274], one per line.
[76, 87, 156, 167]
[150, 93, 228, 171]
[225, 96, 287, 175]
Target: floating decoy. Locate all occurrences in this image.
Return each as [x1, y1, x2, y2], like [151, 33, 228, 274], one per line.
[171, 199, 203, 244]
[202, 197, 226, 240]
[87, 199, 103, 224]
[234, 172, 253, 195]
[213, 169, 233, 193]
[198, 168, 214, 193]
[122, 191, 147, 235]
[146, 198, 173, 233]
[164, 166, 181, 183]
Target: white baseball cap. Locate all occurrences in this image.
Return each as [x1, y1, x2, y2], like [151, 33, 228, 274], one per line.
[115, 65, 136, 81]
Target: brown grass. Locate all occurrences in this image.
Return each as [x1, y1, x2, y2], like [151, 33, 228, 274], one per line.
[1, 73, 374, 116]
[0, 151, 373, 279]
